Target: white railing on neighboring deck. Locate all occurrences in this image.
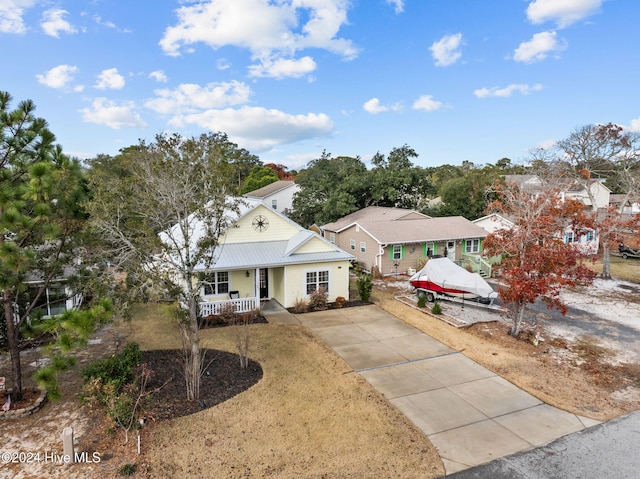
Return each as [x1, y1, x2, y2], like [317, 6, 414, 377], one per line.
[199, 297, 260, 317]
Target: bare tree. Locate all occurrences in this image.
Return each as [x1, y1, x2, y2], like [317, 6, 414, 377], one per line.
[87, 133, 242, 401]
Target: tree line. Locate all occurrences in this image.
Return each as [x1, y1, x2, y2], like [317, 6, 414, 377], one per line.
[2, 90, 640, 402]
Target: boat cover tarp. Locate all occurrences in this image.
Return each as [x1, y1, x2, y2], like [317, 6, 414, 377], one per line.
[409, 257, 497, 299]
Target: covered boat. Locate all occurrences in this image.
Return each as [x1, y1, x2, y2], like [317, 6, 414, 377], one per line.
[409, 257, 498, 302]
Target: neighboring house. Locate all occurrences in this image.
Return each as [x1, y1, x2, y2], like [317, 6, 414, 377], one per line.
[163, 198, 353, 316]
[562, 180, 611, 210]
[610, 194, 640, 215]
[502, 174, 603, 253]
[503, 174, 543, 192]
[472, 213, 515, 235]
[243, 180, 300, 215]
[320, 206, 490, 276]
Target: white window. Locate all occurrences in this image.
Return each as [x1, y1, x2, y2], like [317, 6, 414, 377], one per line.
[360, 241, 366, 253]
[202, 272, 229, 295]
[329, 233, 336, 244]
[271, 199, 277, 209]
[466, 239, 480, 253]
[306, 270, 329, 295]
[32, 285, 68, 317]
[350, 239, 356, 250]
[393, 244, 402, 260]
[566, 231, 577, 243]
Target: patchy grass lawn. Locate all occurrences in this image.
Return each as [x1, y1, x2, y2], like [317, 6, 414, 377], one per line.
[124, 304, 443, 479]
[592, 254, 640, 283]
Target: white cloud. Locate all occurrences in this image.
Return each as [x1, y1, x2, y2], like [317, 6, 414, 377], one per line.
[387, 0, 404, 14]
[41, 8, 76, 37]
[217, 58, 231, 70]
[36, 64, 78, 89]
[93, 15, 116, 29]
[513, 30, 566, 63]
[248, 56, 317, 79]
[630, 117, 640, 133]
[80, 98, 147, 130]
[94, 68, 125, 90]
[145, 81, 252, 114]
[429, 33, 463, 67]
[159, 0, 359, 79]
[527, 0, 602, 28]
[363, 98, 387, 114]
[149, 70, 168, 83]
[0, 0, 37, 33]
[474, 83, 543, 98]
[412, 95, 443, 112]
[363, 98, 402, 114]
[170, 106, 333, 152]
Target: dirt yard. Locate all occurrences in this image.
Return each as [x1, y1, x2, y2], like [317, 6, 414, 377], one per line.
[2, 258, 640, 478]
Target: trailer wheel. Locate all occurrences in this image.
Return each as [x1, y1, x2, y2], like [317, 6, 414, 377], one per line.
[622, 253, 628, 259]
[426, 292, 435, 303]
[417, 290, 426, 298]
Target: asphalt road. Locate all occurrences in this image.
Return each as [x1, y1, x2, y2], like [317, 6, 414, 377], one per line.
[484, 279, 640, 363]
[526, 297, 640, 363]
[445, 410, 640, 479]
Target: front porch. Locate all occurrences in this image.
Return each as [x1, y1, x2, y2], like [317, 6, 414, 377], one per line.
[199, 296, 260, 317]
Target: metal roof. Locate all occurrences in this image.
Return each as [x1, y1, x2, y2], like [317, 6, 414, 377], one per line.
[196, 240, 353, 271]
[243, 180, 298, 198]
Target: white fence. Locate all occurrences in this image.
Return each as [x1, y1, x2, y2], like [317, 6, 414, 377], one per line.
[199, 297, 260, 317]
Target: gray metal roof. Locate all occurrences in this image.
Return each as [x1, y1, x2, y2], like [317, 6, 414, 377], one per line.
[197, 240, 354, 271]
[243, 180, 298, 198]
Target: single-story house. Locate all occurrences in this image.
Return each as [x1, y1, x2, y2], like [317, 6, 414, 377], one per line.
[161, 198, 353, 316]
[320, 206, 490, 276]
[243, 180, 300, 216]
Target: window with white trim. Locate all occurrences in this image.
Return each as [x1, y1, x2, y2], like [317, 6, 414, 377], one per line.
[329, 233, 336, 244]
[466, 239, 480, 253]
[202, 272, 229, 295]
[350, 239, 356, 250]
[393, 244, 402, 260]
[31, 285, 68, 317]
[360, 241, 366, 253]
[271, 199, 277, 209]
[306, 270, 329, 295]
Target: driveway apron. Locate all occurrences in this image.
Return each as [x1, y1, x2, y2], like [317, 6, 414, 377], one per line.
[294, 305, 599, 475]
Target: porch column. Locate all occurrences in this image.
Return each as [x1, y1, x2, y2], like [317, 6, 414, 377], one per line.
[254, 268, 259, 299]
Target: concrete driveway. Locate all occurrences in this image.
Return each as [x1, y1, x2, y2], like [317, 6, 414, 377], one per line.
[288, 305, 599, 474]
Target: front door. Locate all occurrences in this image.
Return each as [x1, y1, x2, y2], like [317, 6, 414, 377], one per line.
[447, 241, 456, 261]
[259, 268, 269, 299]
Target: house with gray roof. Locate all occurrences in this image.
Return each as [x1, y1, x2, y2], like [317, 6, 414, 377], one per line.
[162, 197, 353, 315]
[243, 180, 300, 215]
[320, 206, 489, 276]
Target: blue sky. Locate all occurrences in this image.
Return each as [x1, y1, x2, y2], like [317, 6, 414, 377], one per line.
[1, 0, 638, 169]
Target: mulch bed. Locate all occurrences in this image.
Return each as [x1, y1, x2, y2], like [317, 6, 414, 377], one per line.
[142, 349, 263, 421]
[287, 299, 372, 314]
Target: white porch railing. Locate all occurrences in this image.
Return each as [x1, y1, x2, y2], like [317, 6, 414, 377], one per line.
[199, 297, 260, 317]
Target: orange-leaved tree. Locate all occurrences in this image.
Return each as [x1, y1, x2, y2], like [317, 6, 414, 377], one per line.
[483, 180, 597, 337]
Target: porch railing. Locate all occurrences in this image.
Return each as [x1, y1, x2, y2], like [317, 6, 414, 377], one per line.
[461, 253, 492, 278]
[199, 297, 260, 317]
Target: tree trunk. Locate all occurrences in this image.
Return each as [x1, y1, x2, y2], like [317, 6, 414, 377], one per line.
[3, 290, 23, 401]
[601, 241, 612, 279]
[510, 303, 526, 337]
[180, 293, 201, 401]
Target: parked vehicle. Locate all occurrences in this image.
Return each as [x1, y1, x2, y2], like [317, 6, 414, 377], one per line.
[618, 243, 640, 259]
[409, 257, 499, 305]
